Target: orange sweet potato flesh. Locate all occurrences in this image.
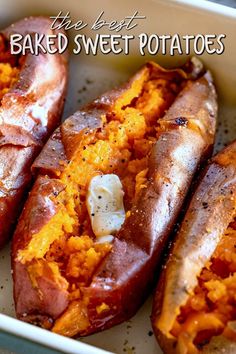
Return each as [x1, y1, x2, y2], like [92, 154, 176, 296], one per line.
[12, 60, 217, 337]
[0, 17, 68, 249]
[152, 141, 236, 354]
[0, 36, 19, 100]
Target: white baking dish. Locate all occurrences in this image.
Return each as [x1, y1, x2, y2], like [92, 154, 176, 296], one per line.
[0, 0, 236, 353]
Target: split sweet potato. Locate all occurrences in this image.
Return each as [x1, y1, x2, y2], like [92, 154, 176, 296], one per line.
[12, 60, 217, 337]
[152, 141, 236, 354]
[0, 17, 68, 248]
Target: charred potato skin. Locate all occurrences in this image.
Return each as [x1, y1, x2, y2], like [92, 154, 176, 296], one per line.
[0, 17, 68, 248]
[12, 62, 217, 336]
[152, 141, 236, 354]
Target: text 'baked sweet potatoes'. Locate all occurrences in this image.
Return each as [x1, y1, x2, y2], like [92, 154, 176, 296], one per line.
[12, 60, 217, 337]
[0, 17, 68, 248]
[152, 141, 236, 353]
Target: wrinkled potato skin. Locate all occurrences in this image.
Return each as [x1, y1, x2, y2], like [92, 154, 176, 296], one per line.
[12, 61, 217, 336]
[0, 17, 68, 248]
[152, 141, 236, 354]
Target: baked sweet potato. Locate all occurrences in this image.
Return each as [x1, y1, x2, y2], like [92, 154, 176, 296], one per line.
[0, 17, 68, 248]
[152, 141, 236, 353]
[12, 60, 217, 337]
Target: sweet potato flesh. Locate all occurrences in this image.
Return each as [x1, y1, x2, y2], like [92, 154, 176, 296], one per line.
[172, 218, 236, 352]
[18, 67, 183, 335]
[0, 34, 20, 101]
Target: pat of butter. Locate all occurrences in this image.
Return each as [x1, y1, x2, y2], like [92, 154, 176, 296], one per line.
[95, 235, 114, 244]
[86, 174, 125, 238]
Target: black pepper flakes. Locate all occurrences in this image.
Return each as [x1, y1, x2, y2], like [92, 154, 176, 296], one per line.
[175, 117, 188, 127]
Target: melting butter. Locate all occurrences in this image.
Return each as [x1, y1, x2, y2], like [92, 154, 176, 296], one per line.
[86, 174, 125, 240]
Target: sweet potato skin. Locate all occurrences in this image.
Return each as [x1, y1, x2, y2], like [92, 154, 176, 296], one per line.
[152, 141, 236, 354]
[81, 71, 217, 335]
[12, 61, 217, 336]
[0, 17, 68, 248]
